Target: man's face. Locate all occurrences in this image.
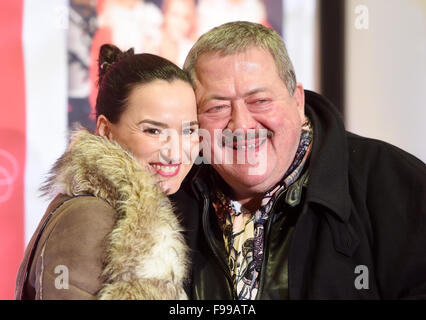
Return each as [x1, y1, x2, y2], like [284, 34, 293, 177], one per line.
[194, 47, 305, 198]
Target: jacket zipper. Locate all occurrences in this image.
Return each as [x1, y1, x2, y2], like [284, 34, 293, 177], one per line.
[256, 189, 287, 299]
[200, 193, 236, 299]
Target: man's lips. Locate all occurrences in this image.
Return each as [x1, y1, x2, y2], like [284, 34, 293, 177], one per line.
[220, 130, 273, 150]
[149, 163, 181, 177]
[223, 138, 268, 150]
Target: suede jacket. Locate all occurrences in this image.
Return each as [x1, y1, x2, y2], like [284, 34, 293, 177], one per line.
[171, 90, 426, 300]
[15, 129, 189, 300]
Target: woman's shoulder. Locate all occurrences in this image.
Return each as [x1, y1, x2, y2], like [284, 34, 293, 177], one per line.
[36, 195, 118, 242]
[17, 195, 117, 299]
[39, 195, 117, 297]
[53, 195, 117, 228]
[41, 195, 118, 259]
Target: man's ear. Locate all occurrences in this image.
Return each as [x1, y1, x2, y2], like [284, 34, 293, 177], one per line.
[293, 82, 305, 122]
[96, 115, 113, 140]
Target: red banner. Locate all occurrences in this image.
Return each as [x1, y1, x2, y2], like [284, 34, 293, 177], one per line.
[0, 0, 26, 300]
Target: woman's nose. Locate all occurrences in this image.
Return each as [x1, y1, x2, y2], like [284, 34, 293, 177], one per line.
[159, 129, 181, 164]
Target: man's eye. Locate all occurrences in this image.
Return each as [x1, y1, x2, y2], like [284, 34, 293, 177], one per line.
[206, 105, 228, 113]
[251, 99, 268, 104]
[143, 128, 161, 135]
[247, 99, 271, 111]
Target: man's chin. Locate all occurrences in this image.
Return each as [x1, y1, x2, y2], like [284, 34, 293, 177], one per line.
[215, 164, 273, 192]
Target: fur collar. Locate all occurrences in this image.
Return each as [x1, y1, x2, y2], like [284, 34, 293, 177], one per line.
[42, 128, 189, 299]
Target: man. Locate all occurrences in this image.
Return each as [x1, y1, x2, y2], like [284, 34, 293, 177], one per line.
[172, 21, 426, 299]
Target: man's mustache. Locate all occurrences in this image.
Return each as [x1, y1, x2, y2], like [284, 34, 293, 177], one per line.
[220, 129, 274, 146]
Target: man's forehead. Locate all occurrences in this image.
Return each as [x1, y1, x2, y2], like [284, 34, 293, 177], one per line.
[195, 48, 276, 77]
[194, 52, 279, 94]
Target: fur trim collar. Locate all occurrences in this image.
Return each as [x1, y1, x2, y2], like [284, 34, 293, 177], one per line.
[42, 128, 189, 299]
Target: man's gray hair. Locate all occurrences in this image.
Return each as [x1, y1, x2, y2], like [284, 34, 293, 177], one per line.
[183, 21, 297, 95]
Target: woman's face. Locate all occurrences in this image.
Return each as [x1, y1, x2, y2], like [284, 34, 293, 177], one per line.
[98, 79, 199, 195]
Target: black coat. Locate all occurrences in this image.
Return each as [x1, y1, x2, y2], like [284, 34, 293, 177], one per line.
[171, 90, 426, 299]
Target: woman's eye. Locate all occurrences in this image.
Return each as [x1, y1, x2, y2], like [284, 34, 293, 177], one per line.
[143, 128, 161, 135]
[182, 128, 197, 135]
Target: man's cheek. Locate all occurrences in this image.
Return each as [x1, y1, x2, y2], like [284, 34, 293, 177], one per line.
[198, 116, 221, 129]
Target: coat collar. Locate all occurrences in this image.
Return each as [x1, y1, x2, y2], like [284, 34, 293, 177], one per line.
[304, 90, 352, 222]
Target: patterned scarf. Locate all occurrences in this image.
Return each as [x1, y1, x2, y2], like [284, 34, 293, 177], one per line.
[211, 117, 313, 300]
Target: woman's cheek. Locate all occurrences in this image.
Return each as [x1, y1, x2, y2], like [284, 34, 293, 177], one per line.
[132, 138, 159, 165]
[189, 138, 200, 163]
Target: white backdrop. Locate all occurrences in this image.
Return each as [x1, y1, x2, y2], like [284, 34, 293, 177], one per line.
[345, 0, 426, 163]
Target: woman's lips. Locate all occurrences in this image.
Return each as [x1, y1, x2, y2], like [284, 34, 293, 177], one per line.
[149, 163, 181, 177]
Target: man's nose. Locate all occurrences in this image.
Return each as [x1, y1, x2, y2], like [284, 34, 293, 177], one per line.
[227, 101, 257, 132]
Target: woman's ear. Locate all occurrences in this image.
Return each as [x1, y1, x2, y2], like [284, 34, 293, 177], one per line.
[96, 115, 113, 139]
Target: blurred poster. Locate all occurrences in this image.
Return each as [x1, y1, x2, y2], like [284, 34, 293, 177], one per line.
[68, 1, 97, 131]
[67, 0, 283, 131]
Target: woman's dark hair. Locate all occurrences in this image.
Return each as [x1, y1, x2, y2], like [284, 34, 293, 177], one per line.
[96, 44, 192, 123]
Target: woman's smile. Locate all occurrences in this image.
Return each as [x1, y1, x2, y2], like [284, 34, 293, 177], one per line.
[150, 162, 181, 177]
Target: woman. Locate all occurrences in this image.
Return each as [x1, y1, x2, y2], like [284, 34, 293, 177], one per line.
[15, 44, 199, 300]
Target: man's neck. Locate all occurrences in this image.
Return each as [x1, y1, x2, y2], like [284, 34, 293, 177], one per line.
[230, 192, 264, 212]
